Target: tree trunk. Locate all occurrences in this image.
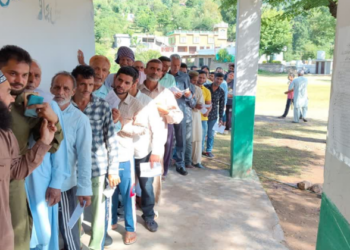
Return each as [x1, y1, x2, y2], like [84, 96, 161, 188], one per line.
[328, 0, 338, 18]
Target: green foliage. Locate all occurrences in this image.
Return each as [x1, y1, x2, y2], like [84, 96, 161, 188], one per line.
[216, 48, 234, 62]
[135, 47, 162, 63]
[220, 0, 338, 18]
[259, 9, 292, 61]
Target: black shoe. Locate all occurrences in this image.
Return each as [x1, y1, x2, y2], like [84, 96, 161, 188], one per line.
[193, 163, 205, 169]
[104, 233, 113, 247]
[176, 168, 188, 176]
[206, 152, 214, 158]
[202, 152, 207, 156]
[145, 220, 158, 232]
[303, 119, 308, 122]
[278, 116, 286, 119]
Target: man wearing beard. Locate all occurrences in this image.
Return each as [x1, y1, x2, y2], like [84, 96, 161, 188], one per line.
[71, 65, 119, 250]
[77, 46, 147, 88]
[50, 72, 92, 250]
[158, 56, 176, 89]
[0, 45, 63, 250]
[169, 54, 196, 176]
[107, 67, 147, 245]
[89, 55, 112, 99]
[0, 70, 56, 250]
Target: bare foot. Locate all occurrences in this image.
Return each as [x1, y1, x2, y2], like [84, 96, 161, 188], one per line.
[111, 224, 118, 230]
[124, 231, 137, 245]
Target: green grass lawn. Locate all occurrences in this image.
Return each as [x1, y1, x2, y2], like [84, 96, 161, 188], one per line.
[204, 73, 331, 183]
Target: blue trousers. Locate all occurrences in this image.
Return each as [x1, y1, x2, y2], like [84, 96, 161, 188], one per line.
[203, 119, 217, 153]
[111, 160, 136, 232]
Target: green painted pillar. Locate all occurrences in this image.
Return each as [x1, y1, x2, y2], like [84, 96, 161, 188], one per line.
[230, 0, 262, 178]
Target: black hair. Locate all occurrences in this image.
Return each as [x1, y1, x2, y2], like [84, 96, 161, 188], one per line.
[190, 65, 197, 70]
[210, 71, 215, 75]
[0, 45, 32, 68]
[158, 56, 171, 62]
[201, 65, 209, 71]
[116, 66, 139, 83]
[197, 70, 207, 75]
[215, 72, 225, 78]
[181, 63, 188, 68]
[216, 66, 223, 70]
[72, 65, 95, 79]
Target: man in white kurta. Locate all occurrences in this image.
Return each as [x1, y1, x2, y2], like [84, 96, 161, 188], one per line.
[286, 70, 308, 123]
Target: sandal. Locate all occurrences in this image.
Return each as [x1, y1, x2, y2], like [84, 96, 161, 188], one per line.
[124, 231, 137, 245]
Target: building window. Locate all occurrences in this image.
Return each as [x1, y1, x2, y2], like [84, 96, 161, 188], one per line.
[193, 37, 200, 44]
[219, 29, 226, 38]
[178, 46, 187, 52]
[180, 36, 187, 44]
[189, 46, 197, 54]
[200, 46, 205, 50]
[208, 37, 214, 44]
[199, 58, 204, 67]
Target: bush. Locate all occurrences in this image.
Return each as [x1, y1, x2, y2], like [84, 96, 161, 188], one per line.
[272, 60, 281, 64]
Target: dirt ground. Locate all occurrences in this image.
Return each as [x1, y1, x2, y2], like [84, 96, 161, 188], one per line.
[202, 73, 331, 250]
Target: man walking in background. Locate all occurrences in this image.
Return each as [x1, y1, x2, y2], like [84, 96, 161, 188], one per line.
[285, 70, 308, 123]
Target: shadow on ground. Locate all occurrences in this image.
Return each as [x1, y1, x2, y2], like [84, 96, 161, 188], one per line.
[81, 168, 288, 250]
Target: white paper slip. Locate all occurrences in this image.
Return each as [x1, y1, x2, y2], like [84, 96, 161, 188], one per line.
[213, 123, 225, 134]
[140, 162, 162, 177]
[103, 184, 116, 198]
[204, 104, 212, 108]
[105, 90, 121, 109]
[169, 86, 182, 93]
[200, 108, 208, 114]
[68, 200, 86, 229]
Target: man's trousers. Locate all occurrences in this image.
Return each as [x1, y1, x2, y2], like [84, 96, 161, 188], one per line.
[58, 186, 80, 250]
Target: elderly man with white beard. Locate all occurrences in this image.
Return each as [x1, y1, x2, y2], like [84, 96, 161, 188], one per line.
[50, 71, 93, 250]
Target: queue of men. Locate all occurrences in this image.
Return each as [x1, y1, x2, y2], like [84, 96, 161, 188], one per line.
[0, 44, 235, 250]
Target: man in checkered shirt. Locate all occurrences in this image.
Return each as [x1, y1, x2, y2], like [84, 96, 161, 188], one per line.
[72, 65, 120, 250]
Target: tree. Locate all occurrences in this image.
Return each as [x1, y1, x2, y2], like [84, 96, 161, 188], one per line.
[135, 47, 162, 63]
[220, 0, 338, 18]
[135, 8, 157, 33]
[259, 9, 292, 61]
[216, 48, 234, 62]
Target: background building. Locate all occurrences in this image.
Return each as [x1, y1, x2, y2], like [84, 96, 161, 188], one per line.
[167, 22, 229, 56]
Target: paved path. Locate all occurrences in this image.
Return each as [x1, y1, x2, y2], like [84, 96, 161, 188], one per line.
[81, 168, 288, 250]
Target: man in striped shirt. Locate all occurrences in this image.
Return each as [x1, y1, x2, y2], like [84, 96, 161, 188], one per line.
[72, 65, 120, 250]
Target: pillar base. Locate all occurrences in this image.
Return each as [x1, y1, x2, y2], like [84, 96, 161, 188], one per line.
[230, 96, 256, 178]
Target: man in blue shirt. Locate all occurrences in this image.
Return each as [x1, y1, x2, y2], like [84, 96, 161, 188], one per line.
[169, 54, 197, 176]
[50, 71, 93, 250]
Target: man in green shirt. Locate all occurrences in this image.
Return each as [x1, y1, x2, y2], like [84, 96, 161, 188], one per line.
[0, 45, 63, 250]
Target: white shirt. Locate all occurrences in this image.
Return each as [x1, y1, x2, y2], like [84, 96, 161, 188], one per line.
[133, 91, 164, 159]
[116, 93, 148, 162]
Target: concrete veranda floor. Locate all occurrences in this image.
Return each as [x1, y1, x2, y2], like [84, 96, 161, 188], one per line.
[81, 168, 288, 250]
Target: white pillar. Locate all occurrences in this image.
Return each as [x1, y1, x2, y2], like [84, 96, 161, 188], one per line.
[230, 0, 262, 178]
[316, 0, 350, 248]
